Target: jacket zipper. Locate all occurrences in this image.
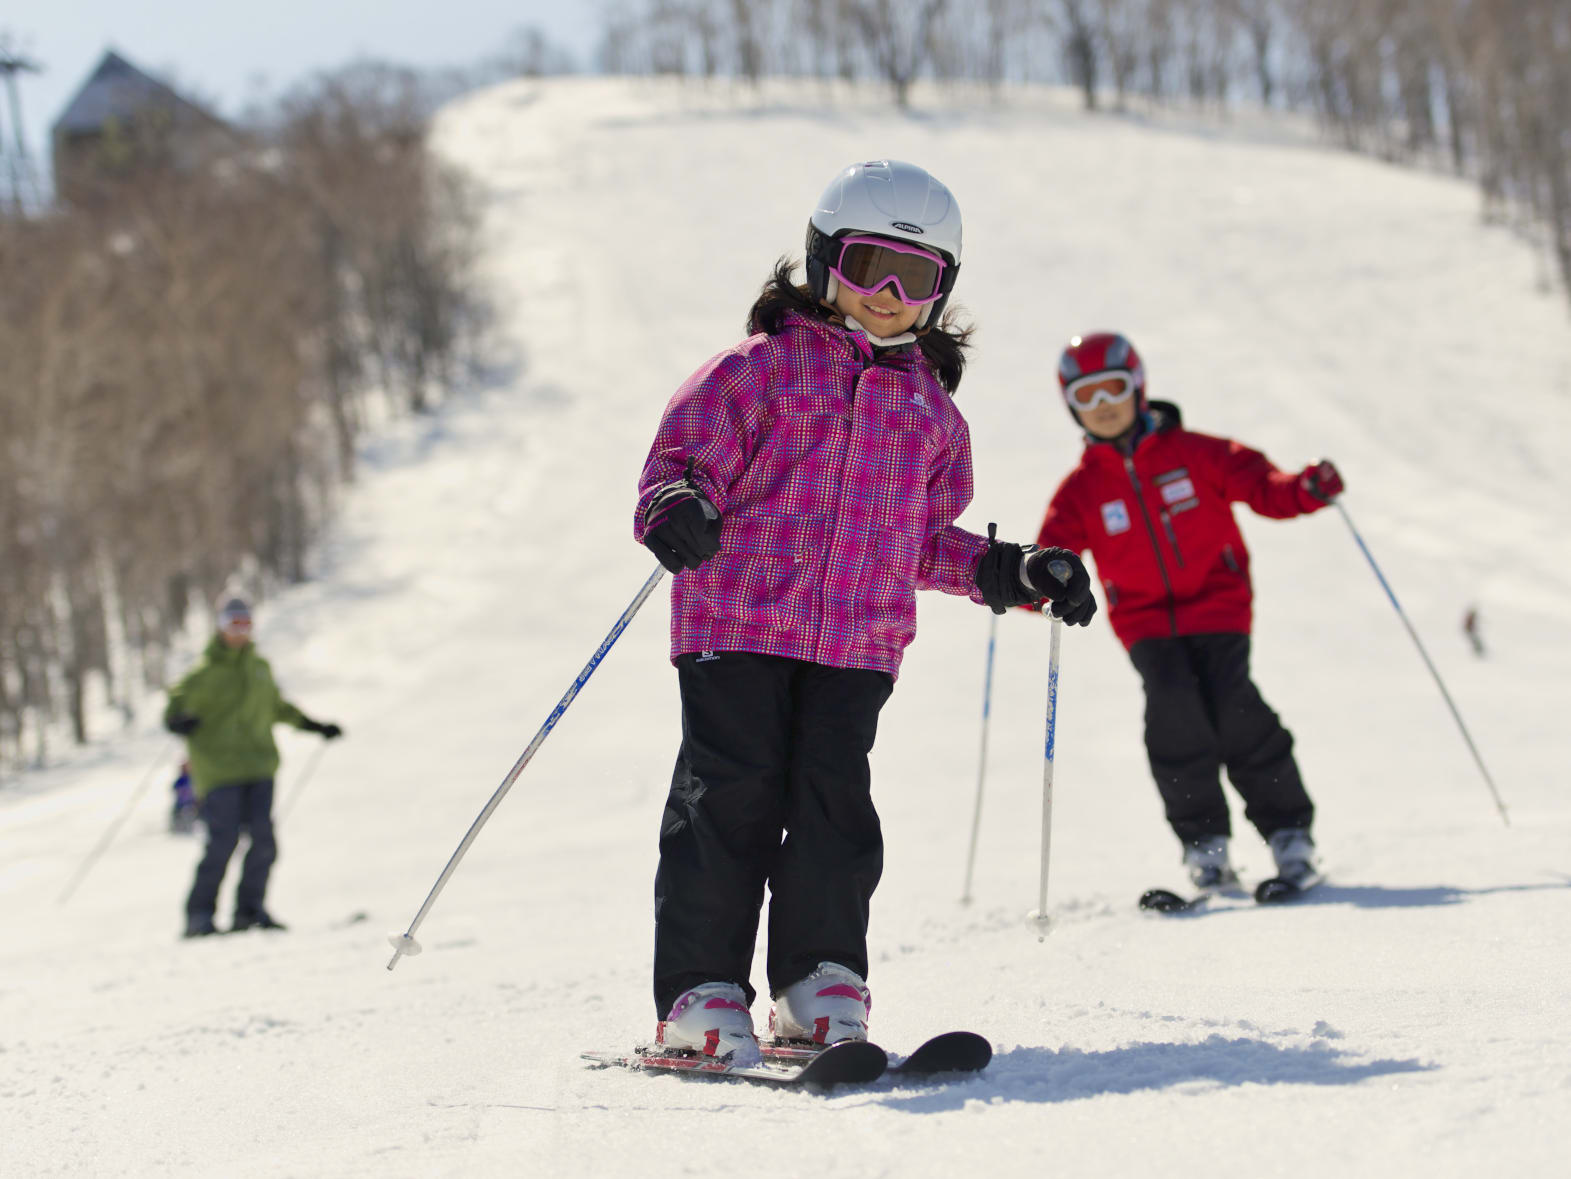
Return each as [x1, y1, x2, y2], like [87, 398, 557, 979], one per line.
[1159, 510, 1186, 568]
[1124, 455, 1179, 636]
[815, 346, 868, 661]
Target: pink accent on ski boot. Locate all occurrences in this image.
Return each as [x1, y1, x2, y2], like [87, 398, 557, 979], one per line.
[656, 982, 760, 1065]
[769, 962, 872, 1046]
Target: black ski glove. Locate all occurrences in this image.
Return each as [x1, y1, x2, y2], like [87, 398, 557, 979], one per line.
[300, 718, 343, 740]
[976, 540, 1038, 614]
[166, 713, 200, 736]
[1024, 547, 1097, 627]
[642, 479, 722, 572]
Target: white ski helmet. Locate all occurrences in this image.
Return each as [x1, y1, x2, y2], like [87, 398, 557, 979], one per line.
[805, 159, 963, 328]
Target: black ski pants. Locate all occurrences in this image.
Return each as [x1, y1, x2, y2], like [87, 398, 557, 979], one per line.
[186, 779, 277, 922]
[652, 652, 894, 1017]
[1127, 633, 1314, 846]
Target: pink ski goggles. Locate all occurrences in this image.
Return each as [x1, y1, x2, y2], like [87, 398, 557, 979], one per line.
[830, 235, 948, 306]
[1064, 371, 1137, 410]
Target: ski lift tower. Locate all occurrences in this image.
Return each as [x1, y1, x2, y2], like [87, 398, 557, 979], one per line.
[0, 39, 43, 215]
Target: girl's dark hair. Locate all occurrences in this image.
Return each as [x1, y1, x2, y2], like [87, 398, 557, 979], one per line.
[745, 257, 973, 394]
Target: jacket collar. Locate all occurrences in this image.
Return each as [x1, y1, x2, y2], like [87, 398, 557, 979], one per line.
[206, 634, 253, 661]
[781, 309, 922, 369]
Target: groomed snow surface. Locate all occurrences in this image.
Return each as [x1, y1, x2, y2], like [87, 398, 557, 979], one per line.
[4, 79, 1569, 1178]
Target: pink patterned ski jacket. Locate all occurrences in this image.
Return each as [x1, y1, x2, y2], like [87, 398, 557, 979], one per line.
[634, 311, 990, 678]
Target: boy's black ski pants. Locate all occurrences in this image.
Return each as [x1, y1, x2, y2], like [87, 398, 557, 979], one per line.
[1127, 633, 1314, 847]
[652, 651, 893, 1018]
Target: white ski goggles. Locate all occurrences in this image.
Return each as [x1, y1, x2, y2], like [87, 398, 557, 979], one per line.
[1064, 371, 1136, 410]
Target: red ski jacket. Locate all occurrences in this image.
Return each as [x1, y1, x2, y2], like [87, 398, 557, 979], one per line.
[1035, 406, 1328, 650]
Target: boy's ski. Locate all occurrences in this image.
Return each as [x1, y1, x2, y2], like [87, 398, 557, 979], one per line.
[762, 1031, 991, 1077]
[1138, 886, 1210, 913]
[581, 1037, 887, 1088]
[1254, 868, 1325, 904]
[1142, 871, 1324, 911]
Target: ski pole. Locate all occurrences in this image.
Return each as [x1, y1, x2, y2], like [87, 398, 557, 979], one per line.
[386, 562, 668, 970]
[1028, 613, 1064, 941]
[1334, 499, 1509, 827]
[276, 739, 332, 825]
[58, 737, 179, 904]
[960, 609, 999, 905]
[961, 524, 1002, 905]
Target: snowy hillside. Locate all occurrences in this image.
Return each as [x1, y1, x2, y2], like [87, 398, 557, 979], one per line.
[4, 78, 1569, 1178]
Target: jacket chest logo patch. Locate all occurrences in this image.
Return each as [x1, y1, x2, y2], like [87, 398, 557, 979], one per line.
[1158, 476, 1195, 505]
[1100, 499, 1131, 536]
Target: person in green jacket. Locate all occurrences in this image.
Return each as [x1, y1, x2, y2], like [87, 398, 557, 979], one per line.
[165, 597, 343, 938]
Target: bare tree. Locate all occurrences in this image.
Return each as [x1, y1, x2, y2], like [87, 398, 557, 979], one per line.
[845, 0, 951, 108]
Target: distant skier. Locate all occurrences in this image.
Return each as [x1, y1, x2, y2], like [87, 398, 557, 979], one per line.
[164, 596, 343, 938]
[632, 160, 1095, 1064]
[169, 760, 198, 835]
[1463, 606, 1486, 658]
[1034, 332, 1340, 895]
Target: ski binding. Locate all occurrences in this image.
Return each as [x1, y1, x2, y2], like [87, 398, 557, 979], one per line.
[582, 1037, 886, 1088]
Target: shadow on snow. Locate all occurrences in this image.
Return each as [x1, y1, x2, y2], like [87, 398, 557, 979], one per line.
[1149, 880, 1571, 917]
[1267, 881, 1571, 910]
[872, 1036, 1432, 1113]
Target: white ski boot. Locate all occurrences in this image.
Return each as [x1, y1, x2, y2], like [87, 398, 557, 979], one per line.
[1267, 828, 1323, 890]
[656, 982, 760, 1065]
[1183, 834, 1239, 891]
[768, 962, 871, 1047]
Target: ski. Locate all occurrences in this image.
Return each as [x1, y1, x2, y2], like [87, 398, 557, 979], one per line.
[891, 1031, 991, 1076]
[762, 1031, 991, 1077]
[582, 1037, 887, 1088]
[1138, 886, 1210, 913]
[1254, 868, 1325, 904]
[1143, 870, 1324, 911]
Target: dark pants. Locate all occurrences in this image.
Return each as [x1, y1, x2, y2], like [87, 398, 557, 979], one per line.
[653, 652, 894, 1017]
[186, 779, 277, 921]
[1127, 634, 1314, 846]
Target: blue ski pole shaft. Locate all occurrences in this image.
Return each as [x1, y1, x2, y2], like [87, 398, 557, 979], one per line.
[960, 608, 999, 904]
[1033, 614, 1063, 939]
[386, 563, 668, 970]
[1334, 500, 1508, 827]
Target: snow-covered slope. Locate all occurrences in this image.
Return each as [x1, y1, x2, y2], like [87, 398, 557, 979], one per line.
[4, 79, 1569, 1178]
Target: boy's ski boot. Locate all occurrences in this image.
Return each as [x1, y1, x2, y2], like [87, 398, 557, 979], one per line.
[1182, 834, 1238, 891]
[768, 961, 872, 1047]
[1259, 828, 1323, 900]
[655, 982, 760, 1066]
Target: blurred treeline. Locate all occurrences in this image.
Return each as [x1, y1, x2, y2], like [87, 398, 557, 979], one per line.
[601, 0, 1571, 299]
[0, 63, 484, 766]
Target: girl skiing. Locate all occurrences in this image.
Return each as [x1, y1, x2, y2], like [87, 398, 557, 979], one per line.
[633, 160, 1095, 1064]
[1034, 331, 1341, 897]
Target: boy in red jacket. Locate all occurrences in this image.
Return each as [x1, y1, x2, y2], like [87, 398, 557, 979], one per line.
[1036, 332, 1342, 894]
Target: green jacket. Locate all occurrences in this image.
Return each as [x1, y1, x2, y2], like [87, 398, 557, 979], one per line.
[164, 635, 309, 798]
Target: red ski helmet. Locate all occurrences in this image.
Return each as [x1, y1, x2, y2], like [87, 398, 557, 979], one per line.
[1056, 332, 1146, 421]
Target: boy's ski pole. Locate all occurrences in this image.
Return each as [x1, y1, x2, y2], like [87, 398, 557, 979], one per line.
[1334, 499, 1509, 827]
[386, 563, 667, 970]
[960, 609, 999, 904]
[58, 738, 179, 904]
[276, 740, 332, 825]
[1028, 613, 1064, 941]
